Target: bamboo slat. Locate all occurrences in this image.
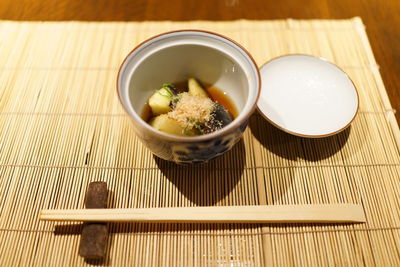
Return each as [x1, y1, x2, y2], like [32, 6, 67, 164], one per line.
[0, 18, 399, 266]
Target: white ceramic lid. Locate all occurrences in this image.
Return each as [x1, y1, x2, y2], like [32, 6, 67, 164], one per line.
[257, 54, 359, 137]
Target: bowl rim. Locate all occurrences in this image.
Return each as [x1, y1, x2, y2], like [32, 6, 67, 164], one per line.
[257, 53, 360, 138]
[117, 29, 261, 142]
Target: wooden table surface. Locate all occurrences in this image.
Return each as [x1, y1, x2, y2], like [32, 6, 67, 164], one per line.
[1, 0, 399, 125]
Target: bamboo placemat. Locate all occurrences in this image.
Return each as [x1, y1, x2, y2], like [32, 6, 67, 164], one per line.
[0, 18, 399, 266]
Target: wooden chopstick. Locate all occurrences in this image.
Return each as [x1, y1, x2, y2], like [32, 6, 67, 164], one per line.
[39, 204, 365, 223]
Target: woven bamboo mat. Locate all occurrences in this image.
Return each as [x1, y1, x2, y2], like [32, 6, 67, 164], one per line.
[0, 17, 399, 266]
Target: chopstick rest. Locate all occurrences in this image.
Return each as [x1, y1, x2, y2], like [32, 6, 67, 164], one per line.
[78, 182, 108, 260]
[40, 204, 365, 223]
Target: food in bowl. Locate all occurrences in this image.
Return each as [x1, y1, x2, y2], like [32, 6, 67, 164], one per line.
[142, 78, 237, 136]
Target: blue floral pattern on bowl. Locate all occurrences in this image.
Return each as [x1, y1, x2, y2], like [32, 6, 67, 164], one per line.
[171, 130, 242, 164]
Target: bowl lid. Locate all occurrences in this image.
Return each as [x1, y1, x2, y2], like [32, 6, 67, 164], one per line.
[257, 54, 359, 138]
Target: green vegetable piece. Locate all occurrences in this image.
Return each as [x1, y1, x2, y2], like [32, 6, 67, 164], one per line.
[148, 86, 175, 115]
[162, 83, 175, 90]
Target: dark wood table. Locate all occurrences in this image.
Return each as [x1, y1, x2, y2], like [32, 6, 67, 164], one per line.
[1, 0, 399, 124]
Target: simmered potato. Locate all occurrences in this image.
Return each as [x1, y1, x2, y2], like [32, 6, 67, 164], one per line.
[149, 114, 185, 136]
[188, 78, 208, 98]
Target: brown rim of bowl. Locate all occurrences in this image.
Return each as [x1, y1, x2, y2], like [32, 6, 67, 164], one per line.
[257, 53, 360, 138]
[116, 29, 261, 142]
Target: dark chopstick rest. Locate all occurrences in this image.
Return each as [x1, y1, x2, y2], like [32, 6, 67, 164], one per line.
[79, 182, 108, 259]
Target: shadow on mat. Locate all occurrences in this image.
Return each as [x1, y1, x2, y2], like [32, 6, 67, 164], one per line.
[154, 139, 246, 206]
[84, 259, 107, 266]
[250, 115, 351, 162]
[54, 221, 358, 236]
[54, 223, 261, 235]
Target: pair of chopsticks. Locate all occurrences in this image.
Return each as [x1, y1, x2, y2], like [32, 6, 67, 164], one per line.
[39, 204, 365, 223]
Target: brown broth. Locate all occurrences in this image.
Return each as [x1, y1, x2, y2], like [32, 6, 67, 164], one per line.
[207, 86, 238, 118]
[173, 81, 190, 94]
[141, 81, 238, 122]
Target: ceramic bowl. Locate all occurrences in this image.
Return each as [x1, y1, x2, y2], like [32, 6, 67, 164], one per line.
[117, 30, 261, 164]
